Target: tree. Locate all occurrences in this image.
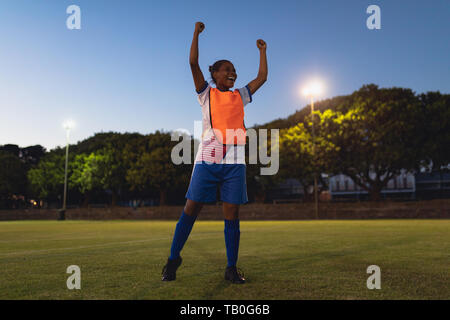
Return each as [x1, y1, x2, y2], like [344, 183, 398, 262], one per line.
[70, 152, 108, 206]
[127, 132, 191, 205]
[21, 145, 46, 166]
[27, 150, 67, 203]
[417, 92, 450, 171]
[0, 151, 27, 208]
[95, 147, 123, 206]
[279, 122, 331, 201]
[73, 132, 150, 205]
[315, 84, 422, 200]
[0, 144, 20, 157]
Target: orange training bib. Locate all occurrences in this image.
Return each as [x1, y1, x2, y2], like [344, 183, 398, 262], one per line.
[209, 87, 246, 145]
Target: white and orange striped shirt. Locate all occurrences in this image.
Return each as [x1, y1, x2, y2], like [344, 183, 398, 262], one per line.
[195, 81, 252, 164]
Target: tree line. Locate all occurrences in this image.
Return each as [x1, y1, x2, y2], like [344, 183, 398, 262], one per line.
[275, 84, 450, 201]
[1, 84, 449, 208]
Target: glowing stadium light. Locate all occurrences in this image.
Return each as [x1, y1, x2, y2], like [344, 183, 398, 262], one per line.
[302, 81, 323, 97]
[62, 120, 75, 131]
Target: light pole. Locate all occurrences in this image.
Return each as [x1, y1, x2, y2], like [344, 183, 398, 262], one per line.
[302, 82, 323, 219]
[60, 120, 74, 220]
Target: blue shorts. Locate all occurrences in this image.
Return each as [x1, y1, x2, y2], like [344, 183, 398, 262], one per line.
[186, 162, 248, 205]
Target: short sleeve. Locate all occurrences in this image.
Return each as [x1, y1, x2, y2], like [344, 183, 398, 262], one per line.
[197, 81, 210, 106]
[238, 85, 253, 107]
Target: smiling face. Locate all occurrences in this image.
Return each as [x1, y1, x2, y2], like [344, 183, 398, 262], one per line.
[213, 61, 237, 90]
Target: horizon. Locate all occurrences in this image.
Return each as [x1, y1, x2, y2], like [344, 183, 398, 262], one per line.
[1, 0, 449, 150]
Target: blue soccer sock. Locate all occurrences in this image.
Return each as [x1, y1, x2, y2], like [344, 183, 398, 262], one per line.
[169, 211, 197, 260]
[224, 219, 240, 267]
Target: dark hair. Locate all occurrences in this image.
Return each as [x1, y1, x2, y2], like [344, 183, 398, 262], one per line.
[208, 60, 232, 84]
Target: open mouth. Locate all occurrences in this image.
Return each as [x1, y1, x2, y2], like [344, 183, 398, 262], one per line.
[227, 76, 236, 82]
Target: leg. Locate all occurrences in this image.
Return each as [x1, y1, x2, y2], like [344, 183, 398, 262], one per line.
[169, 199, 203, 260]
[223, 202, 241, 268]
[162, 199, 204, 281]
[223, 201, 239, 220]
[162, 163, 218, 281]
[184, 199, 204, 217]
[223, 202, 245, 283]
[220, 164, 247, 284]
[169, 162, 216, 262]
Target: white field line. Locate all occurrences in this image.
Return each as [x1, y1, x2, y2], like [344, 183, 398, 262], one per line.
[0, 236, 113, 243]
[0, 227, 267, 244]
[0, 228, 267, 257]
[0, 232, 225, 257]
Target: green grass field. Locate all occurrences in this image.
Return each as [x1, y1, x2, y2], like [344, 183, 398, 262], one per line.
[0, 220, 448, 300]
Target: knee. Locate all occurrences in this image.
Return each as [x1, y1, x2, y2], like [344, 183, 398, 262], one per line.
[184, 199, 203, 217]
[223, 203, 239, 220]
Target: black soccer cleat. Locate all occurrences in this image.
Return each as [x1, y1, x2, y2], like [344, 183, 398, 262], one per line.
[161, 256, 182, 281]
[225, 266, 246, 284]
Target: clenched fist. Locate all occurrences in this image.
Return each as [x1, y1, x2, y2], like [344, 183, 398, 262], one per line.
[194, 22, 205, 35]
[256, 39, 267, 50]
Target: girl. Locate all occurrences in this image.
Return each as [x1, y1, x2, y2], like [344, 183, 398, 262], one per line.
[162, 21, 267, 284]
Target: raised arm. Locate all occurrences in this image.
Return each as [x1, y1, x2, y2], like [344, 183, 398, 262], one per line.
[247, 39, 268, 95]
[189, 22, 206, 92]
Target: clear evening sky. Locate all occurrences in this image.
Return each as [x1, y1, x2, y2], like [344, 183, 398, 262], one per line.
[0, 0, 449, 150]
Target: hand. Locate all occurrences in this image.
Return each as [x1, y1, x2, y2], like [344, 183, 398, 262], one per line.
[194, 22, 205, 35]
[256, 39, 267, 51]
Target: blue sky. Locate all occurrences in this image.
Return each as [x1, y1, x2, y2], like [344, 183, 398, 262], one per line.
[0, 0, 449, 150]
